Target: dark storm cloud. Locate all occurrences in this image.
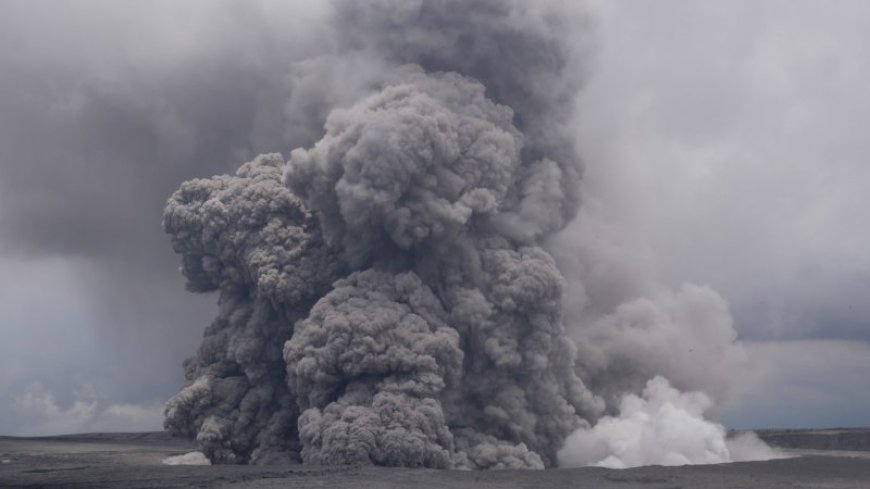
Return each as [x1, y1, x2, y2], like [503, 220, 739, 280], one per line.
[0, 0, 331, 432]
[0, 1, 325, 258]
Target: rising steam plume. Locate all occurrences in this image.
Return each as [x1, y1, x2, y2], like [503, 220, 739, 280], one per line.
[162, 0, 773, 469]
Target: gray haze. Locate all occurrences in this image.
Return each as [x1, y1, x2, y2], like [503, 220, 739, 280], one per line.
[0, 0, 867, 449]
[578, 1, 870, 344]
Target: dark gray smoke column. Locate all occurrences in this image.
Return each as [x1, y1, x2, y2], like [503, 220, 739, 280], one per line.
[163, 0, 599, 468]
[162, 156, 344, 463]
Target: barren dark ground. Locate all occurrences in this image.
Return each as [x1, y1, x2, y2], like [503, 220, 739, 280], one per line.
[1, 430, 869, 488]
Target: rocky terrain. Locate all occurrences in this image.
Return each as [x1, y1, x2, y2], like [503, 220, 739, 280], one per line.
[1, 430, 870, 488]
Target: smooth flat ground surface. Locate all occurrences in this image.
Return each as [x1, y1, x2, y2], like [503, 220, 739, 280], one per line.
[2, 431, 870, 488]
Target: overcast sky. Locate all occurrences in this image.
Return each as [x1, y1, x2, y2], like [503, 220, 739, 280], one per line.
[0, 0, 868, 435]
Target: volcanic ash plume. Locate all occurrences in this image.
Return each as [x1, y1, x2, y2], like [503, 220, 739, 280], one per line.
[163, 0, 775, 470]
[162, 0, 602, 468]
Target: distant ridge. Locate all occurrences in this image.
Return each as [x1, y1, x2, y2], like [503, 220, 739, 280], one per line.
[752, 428, 870, 452]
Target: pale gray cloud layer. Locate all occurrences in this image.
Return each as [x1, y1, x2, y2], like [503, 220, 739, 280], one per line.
[577, 0, 870, 342]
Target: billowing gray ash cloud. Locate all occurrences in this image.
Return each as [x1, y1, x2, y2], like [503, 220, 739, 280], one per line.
[163, 0, 602, 468]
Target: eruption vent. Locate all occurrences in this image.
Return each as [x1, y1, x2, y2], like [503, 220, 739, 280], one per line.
[162, 0, 775, 469]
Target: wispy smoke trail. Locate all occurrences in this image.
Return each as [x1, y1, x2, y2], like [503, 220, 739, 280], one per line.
[162, 0, 776, 469]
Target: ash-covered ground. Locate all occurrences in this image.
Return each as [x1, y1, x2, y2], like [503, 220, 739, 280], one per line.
[1, 429, 869, 489]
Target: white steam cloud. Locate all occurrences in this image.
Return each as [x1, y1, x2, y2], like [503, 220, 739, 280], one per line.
[162, 452, 212, 466]
[558, 376, 784, 468]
